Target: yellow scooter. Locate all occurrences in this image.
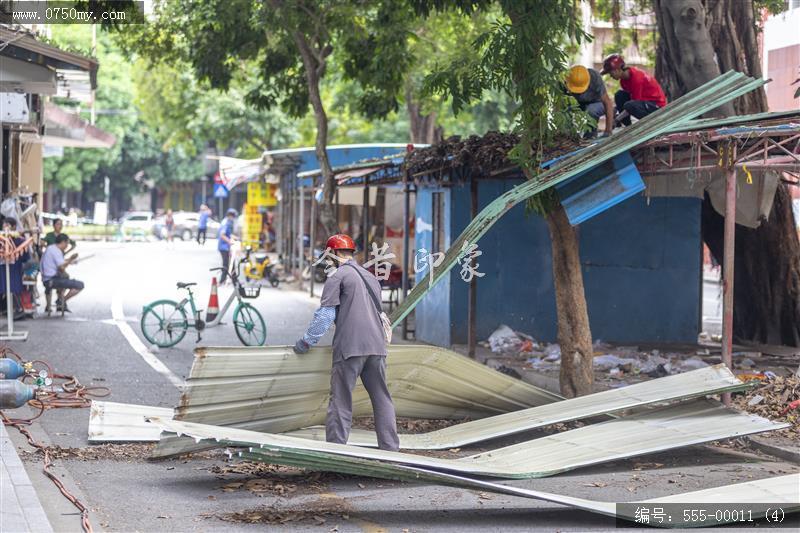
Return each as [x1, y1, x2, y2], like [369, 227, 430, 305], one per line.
[241, 246, 281, 287]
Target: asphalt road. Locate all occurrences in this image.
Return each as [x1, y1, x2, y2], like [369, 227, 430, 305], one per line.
[3, 240, 796, 532]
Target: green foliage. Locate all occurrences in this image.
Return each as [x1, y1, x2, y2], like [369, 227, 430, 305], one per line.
[132, 59, 298, 157]
[421, 1, 588, 166]
[43, 24, 202, 206]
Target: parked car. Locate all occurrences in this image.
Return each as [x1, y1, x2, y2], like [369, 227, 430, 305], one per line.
[152, 211, 221, 241]
[120, 211, 155, 239]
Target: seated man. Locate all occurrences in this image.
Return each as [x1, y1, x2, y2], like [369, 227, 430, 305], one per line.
[41, 234, 84, 313]
[42, 218, 76, 255]
[601, 53, 667, 126]
[565, 65, 614, 138]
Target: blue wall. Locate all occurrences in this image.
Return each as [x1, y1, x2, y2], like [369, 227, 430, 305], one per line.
[414, 178, 702, 346]
[414, 186, 452, 347]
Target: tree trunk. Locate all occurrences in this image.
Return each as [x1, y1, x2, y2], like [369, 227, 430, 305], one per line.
[545, 204, 594, 397]
[702, 187, 800, 346]
[654, 0, 800, 346]
[406, 87, 443, 144]
[294, 32, 338, 236]
[653, 0, 733, 117]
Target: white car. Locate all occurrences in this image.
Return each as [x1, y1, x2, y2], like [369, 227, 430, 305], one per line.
[120, 211, 155, 240]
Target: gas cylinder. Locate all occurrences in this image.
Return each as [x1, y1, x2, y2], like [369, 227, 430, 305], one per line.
[0, 379, 35, 409]
[0, 358, 25, 380]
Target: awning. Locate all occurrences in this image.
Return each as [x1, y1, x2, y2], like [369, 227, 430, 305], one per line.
[212, 156, 264, 189]
[38, 102, 116, 149]
[0, 55, 56, 94]
[0, 26, 97, 101]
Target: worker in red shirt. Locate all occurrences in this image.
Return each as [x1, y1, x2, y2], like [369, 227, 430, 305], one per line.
[600, 54, 667, 127]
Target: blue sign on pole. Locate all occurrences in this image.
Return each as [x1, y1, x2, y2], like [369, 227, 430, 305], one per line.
[213, 183, 229, 198]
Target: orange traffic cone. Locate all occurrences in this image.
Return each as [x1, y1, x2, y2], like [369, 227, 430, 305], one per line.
[206, 277, 219, 322]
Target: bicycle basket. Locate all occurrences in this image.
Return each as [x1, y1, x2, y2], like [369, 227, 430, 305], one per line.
[238, 285, 261, 299]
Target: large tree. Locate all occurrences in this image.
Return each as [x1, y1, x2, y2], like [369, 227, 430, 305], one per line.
[653, 0, 800, 346]
[117, 0, 414, 235]
[420, 0, 594, 397]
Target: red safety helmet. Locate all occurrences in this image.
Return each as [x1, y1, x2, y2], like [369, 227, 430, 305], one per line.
[326, 234, 356, 251]
[600, 53, 625, 75]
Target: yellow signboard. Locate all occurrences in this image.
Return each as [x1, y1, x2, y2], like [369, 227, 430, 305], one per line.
[241, 202, 262, 247]
[247, 182, 277, 207]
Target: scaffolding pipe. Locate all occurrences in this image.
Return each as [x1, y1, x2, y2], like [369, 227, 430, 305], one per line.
[309, 179, 316, 297]
[402, 174, 411, 340]
[468, 176, 478, 357]
[721, 164, 737, 406]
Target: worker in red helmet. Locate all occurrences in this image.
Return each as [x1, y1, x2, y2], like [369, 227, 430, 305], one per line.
[601, 53, 667, 127]
[293, 233, 399, 451]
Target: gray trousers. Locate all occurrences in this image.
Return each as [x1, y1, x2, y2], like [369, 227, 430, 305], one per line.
[326, 355, 400, 451]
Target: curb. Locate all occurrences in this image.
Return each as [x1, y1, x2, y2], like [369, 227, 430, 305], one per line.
[0, 424, 54, 533]
[746, 435, 800, 464]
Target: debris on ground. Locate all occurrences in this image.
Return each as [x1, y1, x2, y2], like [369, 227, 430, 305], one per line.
[208, 462, 342, 493]
[734, 375, 800, 436]
[18, 443, 155, 462]
[218, 499, 352, 525]
[354, 416, 470, 434]
[486, 324, 539, 356]
[219, 479, 297, 496]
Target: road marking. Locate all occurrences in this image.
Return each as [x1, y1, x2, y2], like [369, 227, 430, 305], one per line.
[111, 293, 183, 389]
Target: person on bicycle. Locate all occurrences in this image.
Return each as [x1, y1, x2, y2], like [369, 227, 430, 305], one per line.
[217, 208, 238, 284]
[293, 233, 399, 452]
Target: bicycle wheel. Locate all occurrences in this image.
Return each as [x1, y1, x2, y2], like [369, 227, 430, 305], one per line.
[233, 302, 266, 346]
[141, 299, 188, 347]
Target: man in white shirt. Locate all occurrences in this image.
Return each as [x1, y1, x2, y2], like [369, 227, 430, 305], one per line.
[41, 234, 84, 312]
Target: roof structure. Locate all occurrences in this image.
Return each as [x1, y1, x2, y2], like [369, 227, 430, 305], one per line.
[389, 71, 768, 326]
[0, 26, 98, 102]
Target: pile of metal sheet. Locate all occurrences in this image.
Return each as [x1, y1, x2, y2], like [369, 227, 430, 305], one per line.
[150, 344, 562, 457]
[148, 398, 786, 479]
[90, 361, 749, 451]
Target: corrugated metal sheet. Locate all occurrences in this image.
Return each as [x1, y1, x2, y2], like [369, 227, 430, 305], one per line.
[153, 344, 562, 457]
[284, 364, 748, 449]
[389, 72, 766, 327]
[555, 151, 645, 225]
[149, 398, 787, 479]
[96, 364, 746, 446]
[238, 451, 800, 528]
[88, 401, 171, 443]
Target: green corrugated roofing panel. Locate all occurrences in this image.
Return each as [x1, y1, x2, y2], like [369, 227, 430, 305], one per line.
[148, 398, 787, 479]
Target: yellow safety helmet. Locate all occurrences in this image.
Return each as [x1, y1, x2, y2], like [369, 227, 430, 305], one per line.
[566, 65, 590, 94]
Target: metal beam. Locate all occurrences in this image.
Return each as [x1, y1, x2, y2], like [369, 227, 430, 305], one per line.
[722, 163, 737, 406]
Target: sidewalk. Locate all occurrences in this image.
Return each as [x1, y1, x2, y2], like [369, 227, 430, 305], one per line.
[0, 424, 53, 533]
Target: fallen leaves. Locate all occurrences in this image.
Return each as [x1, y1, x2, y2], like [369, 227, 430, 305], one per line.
[733, 374, 800, 436]
[18, 443, 156, 462]
[219, 499, 352, 525]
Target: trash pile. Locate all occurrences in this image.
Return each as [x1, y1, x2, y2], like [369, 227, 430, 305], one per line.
[734, 374, 800, 435]
[486, 325, 540, 356]
[483, 326, 715, 382]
